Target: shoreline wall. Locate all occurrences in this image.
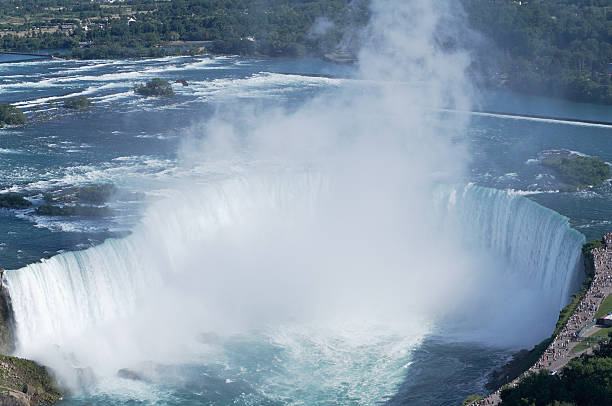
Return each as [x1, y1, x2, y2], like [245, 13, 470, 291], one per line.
[473, 232, 612, 406]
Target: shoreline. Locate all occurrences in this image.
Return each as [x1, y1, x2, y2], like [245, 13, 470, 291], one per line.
[1, 50, 612, 108]
[470, 232, 612, 405]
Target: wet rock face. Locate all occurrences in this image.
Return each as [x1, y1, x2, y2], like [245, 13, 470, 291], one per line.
[0, 389, 30, 406]
[0, 275, 61, 405]
[0, 268, 16, 354]
[0, 355, 62, 405]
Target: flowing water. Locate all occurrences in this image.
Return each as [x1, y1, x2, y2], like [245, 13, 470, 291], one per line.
[0, 53, 610, 405]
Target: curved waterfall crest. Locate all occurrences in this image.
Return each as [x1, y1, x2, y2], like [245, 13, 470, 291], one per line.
[441, 184, 585, 304]
[4, 182, 585, 357]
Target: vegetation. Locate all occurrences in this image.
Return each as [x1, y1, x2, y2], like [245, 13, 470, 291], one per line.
[0, 104, 26, 127]
[0, 193, 31, 209]
[36, 203, 113, 217]
[542, 156, 611, 189]
[63, 95, 92, 110]
[461, 0, 612, 105]
[75, 183, 116, 203]
[573, 324, 612, 353]
[0, 0, 362, 58]
[596, 295, 612, 319]
[462, 394, 484, 405]
[0, 354, 62, 405]
[0, 0, 610, 103]
[583, 239, 605, 276]
[555, 282, 591, 336]
[499, 336, 612, 406]
[134, 78, 174, 97]
[43, 183, 118, 204]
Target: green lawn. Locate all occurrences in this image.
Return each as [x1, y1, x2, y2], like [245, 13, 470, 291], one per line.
[595, 294, 612, 319]
[573, 340, 593, 354]
[572, 326, 612, 353]
[592, 326, 612, 339]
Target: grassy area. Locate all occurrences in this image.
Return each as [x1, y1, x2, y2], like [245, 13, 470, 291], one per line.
[592, 326, 612, 339]
[595, 294, 612, 319]
[572, 341, 590, 353]
[462, 394, 484, 405]
[571, 295, 612, 353]
[572, 327, 612, 353]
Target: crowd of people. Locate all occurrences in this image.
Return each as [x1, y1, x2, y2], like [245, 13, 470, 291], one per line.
[472, 233, 612, 406]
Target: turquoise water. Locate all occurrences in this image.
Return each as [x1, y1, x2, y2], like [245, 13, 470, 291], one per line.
[0, 56, 610, 405]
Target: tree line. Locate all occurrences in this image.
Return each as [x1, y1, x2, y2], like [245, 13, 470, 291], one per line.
[499, 336, 612, 405]
[461, 0, 612, 104]
[0, 0, 610, 104]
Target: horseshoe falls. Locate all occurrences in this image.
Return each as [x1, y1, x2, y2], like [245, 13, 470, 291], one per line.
[3, 178, 585, 404]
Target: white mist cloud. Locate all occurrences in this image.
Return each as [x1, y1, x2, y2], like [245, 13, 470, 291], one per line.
[122, 0, 481, 359]
[308, 16, 335, 37]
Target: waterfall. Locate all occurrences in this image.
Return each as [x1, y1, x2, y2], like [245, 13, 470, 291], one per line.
[3, 181, 585, 366]
[4, 237, 161, 352]
[442, 184, 585, 307]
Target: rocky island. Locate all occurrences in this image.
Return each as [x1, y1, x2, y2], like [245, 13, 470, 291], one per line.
[539, 150, 611, 191]
[134, 78, 174, 97]
[63, 96, 92, 110]
[0, 104, 26, 128]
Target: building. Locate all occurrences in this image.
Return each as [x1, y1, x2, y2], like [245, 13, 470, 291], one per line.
[596, 313, 612, 327]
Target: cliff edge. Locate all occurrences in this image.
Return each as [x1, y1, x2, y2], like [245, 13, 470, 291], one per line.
[0, 269, 62, 405]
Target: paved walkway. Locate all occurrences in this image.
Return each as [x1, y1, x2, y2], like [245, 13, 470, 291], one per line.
[472, 232, 612, 406]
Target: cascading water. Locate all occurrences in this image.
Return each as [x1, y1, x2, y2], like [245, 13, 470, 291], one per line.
[442, 184, 585, 306]
[4, 179, 586, 399]
[429, 184, 585, 345]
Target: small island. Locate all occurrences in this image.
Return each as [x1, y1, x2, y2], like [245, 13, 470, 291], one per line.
[63, 96, 92, 110]
[539, 150, 611, 190]
[0, 193, 32, 210]
[74, 184, 116, 203]
[134, 78, 174, 97]
[0, 104, 26, 127]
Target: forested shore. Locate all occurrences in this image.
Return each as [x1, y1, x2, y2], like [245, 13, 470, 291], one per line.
[0, 0, 610, 104]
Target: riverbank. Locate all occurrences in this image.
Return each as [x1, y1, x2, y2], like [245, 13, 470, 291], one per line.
[470, 232, 612, 405]
[0, 269, 62, 405]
